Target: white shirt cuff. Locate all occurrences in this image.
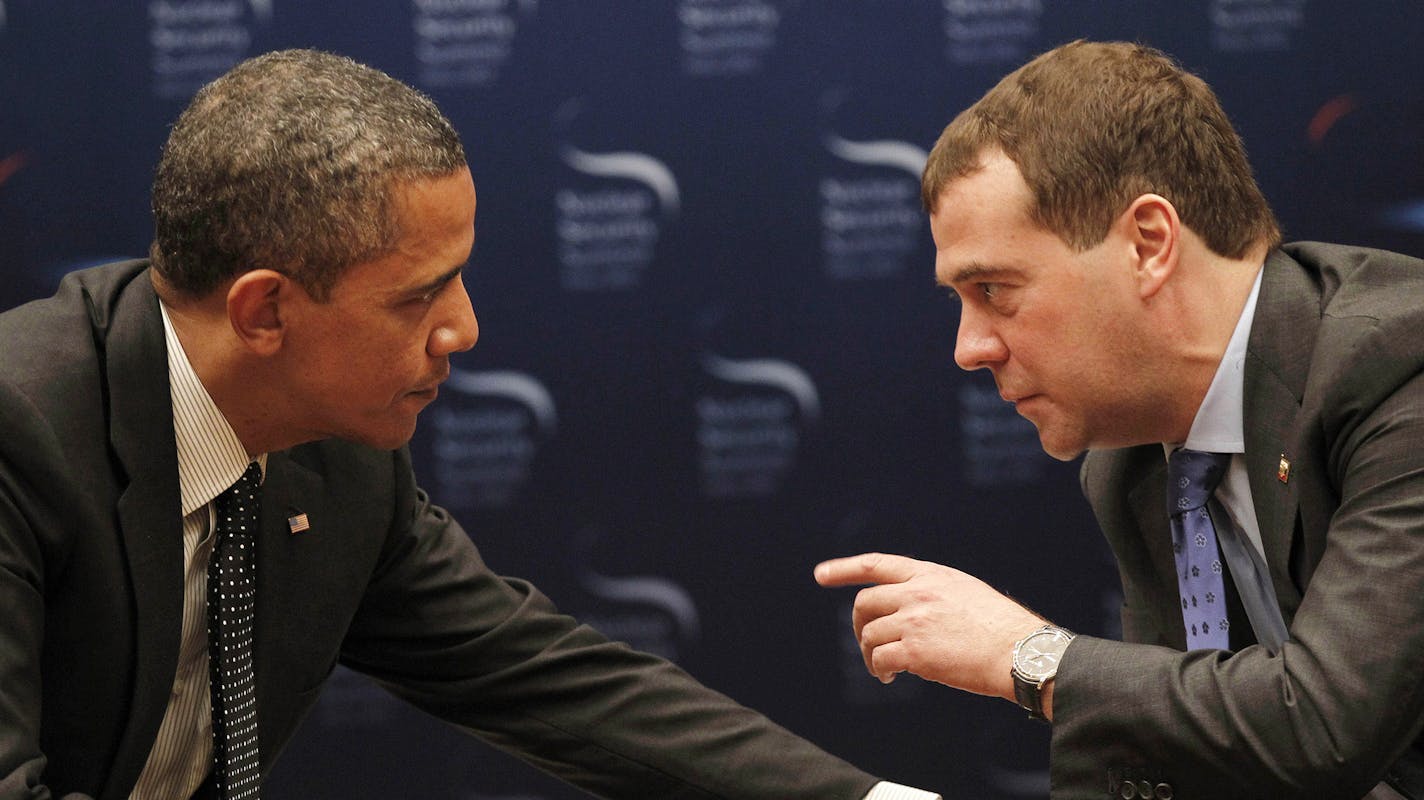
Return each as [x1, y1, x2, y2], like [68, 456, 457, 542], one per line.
[863, 780, 942, 800]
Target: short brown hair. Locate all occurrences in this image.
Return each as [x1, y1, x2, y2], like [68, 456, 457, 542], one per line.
[921, 40, 1280, 259]
[151, 49, 466, 300]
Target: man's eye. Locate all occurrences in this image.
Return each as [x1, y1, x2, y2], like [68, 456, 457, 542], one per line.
[980, 283, 999, 299]
[412, 284, 445, 305]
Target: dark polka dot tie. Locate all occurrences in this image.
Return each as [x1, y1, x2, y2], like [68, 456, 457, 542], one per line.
[208, 462, 263, 799]
[1167, 448, 1232, 651]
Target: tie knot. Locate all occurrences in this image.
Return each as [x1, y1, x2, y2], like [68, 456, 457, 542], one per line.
[215, 462, 263, 518]
[1167, 448, 1230, 514]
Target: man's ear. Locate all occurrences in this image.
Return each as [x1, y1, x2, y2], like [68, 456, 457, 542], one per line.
[1120, 193, 1180, 299]
[226, 269, 293, 355]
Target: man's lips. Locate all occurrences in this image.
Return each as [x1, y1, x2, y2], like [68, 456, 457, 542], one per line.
[409, 369, 450, 398]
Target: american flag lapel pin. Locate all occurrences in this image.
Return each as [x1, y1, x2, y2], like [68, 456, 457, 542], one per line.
[287, 511, 311, 534]
[1277, 455, 1291, 484]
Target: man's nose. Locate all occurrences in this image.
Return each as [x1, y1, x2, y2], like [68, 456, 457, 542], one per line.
[953, 309, 1007, 371]
[429, 279, 479, 357]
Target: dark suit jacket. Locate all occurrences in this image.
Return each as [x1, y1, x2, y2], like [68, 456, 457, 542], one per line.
[0, 260, 878, 800]
[1057, 243, 1424, 799]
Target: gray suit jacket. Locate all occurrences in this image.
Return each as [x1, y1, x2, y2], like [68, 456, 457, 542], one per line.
[1057, 243, 1424, 799]
[0, 260, 878, 800]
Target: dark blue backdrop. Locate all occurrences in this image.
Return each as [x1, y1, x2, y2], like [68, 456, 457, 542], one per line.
[2, 2, 1421, 797]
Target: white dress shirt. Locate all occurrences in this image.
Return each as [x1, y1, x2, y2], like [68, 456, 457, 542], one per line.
[130, 302, 265, 800]
[1164, 267, 1268, 566]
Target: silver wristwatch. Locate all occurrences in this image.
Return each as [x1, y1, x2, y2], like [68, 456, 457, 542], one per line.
[1011, 624, 1075, 721]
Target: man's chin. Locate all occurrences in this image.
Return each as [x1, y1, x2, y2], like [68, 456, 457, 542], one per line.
[1032, 423, 1087, 462]
[1041, 444, 1085, 462]
[348, 417, 420, 451]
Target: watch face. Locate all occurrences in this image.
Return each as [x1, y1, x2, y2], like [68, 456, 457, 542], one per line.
[1014, 628, 1072, 680]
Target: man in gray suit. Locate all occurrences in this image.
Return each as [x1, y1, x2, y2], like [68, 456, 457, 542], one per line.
[817, 40, 1424, 799]
[0, 49, 938, 800]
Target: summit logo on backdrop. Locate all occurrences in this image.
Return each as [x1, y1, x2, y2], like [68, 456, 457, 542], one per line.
[942, 0, 1042, 65]
[820, 133, 927, 281]
[555, 142, 680, 292]
[148, 0, 270, 98]
[572, 528, 701, 661]
[958, 380, 1047, 486]
[677, 0, 781, 77]
[1209, 0, 1305, 52]
[428, 369, 556, 509]
[412, 0, 535, 88]
[696, 353, 818, 498]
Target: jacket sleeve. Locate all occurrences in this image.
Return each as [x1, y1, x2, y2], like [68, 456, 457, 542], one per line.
[1051, 369, 1424, 799]
[334, 448, 879, 800]
[0, 385, 96, 800]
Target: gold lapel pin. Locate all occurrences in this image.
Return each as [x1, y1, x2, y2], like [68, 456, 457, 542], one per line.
[1277, 455, 1291, 484]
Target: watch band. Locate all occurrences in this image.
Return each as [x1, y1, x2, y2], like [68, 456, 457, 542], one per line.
[1013, 670, 1050, 721]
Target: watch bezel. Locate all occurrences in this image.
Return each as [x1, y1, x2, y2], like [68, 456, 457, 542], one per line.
[1012, 625, 1075, 681]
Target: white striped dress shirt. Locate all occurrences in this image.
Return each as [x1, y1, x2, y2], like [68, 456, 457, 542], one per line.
[129, 302, 265, 800]
[865, 781, 941, 799]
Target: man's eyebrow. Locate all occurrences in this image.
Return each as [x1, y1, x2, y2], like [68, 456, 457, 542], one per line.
[938, 262, 1024, 286]
[402, 263, 466, 298]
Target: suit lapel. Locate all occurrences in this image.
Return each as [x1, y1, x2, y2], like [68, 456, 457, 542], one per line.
[102, 269, 187, 798]
[1122, 449, 1188, 649]
[253, 450, 326, 768]
[1241, 249, 1321, 626]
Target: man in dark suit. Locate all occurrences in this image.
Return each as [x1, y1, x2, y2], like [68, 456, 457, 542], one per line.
[816, 40, 1424, 799]
[0, 49, 938, 800]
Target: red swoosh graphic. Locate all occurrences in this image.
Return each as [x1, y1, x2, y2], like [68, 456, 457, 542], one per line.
[1307, 94, 1357, 147]
[0, 151, 27, 187]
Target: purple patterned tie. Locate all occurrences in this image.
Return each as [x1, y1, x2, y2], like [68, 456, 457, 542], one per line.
[1167, 448, 1231, 651]
[208, 462, 263, 799]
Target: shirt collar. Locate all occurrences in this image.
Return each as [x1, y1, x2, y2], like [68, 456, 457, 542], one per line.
[1163, 266, 1264, 458]
[160, 301, 266, 516]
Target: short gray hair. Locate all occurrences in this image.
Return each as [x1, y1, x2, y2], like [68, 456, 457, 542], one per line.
[150, 49, 467, 299]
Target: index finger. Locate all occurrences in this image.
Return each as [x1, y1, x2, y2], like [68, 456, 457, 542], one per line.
[814, 552, 924, 587]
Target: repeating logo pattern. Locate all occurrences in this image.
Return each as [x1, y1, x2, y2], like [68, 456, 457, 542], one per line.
[8, 6, 1408, 797]
[942, 0, 1043, 65]
[1209, 0, 1305, 52]
[148, 0, 269, 98]
[413, 0, 535, 88]
[958, 381, 1047, 486]
[428, 369, 556, 509]
[555, 141, 679, 292]
[570, 528, 701, 661]
[678, 0, 782, 77]
[820, 133, 928, 281]
[696, 353, 818, 498]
